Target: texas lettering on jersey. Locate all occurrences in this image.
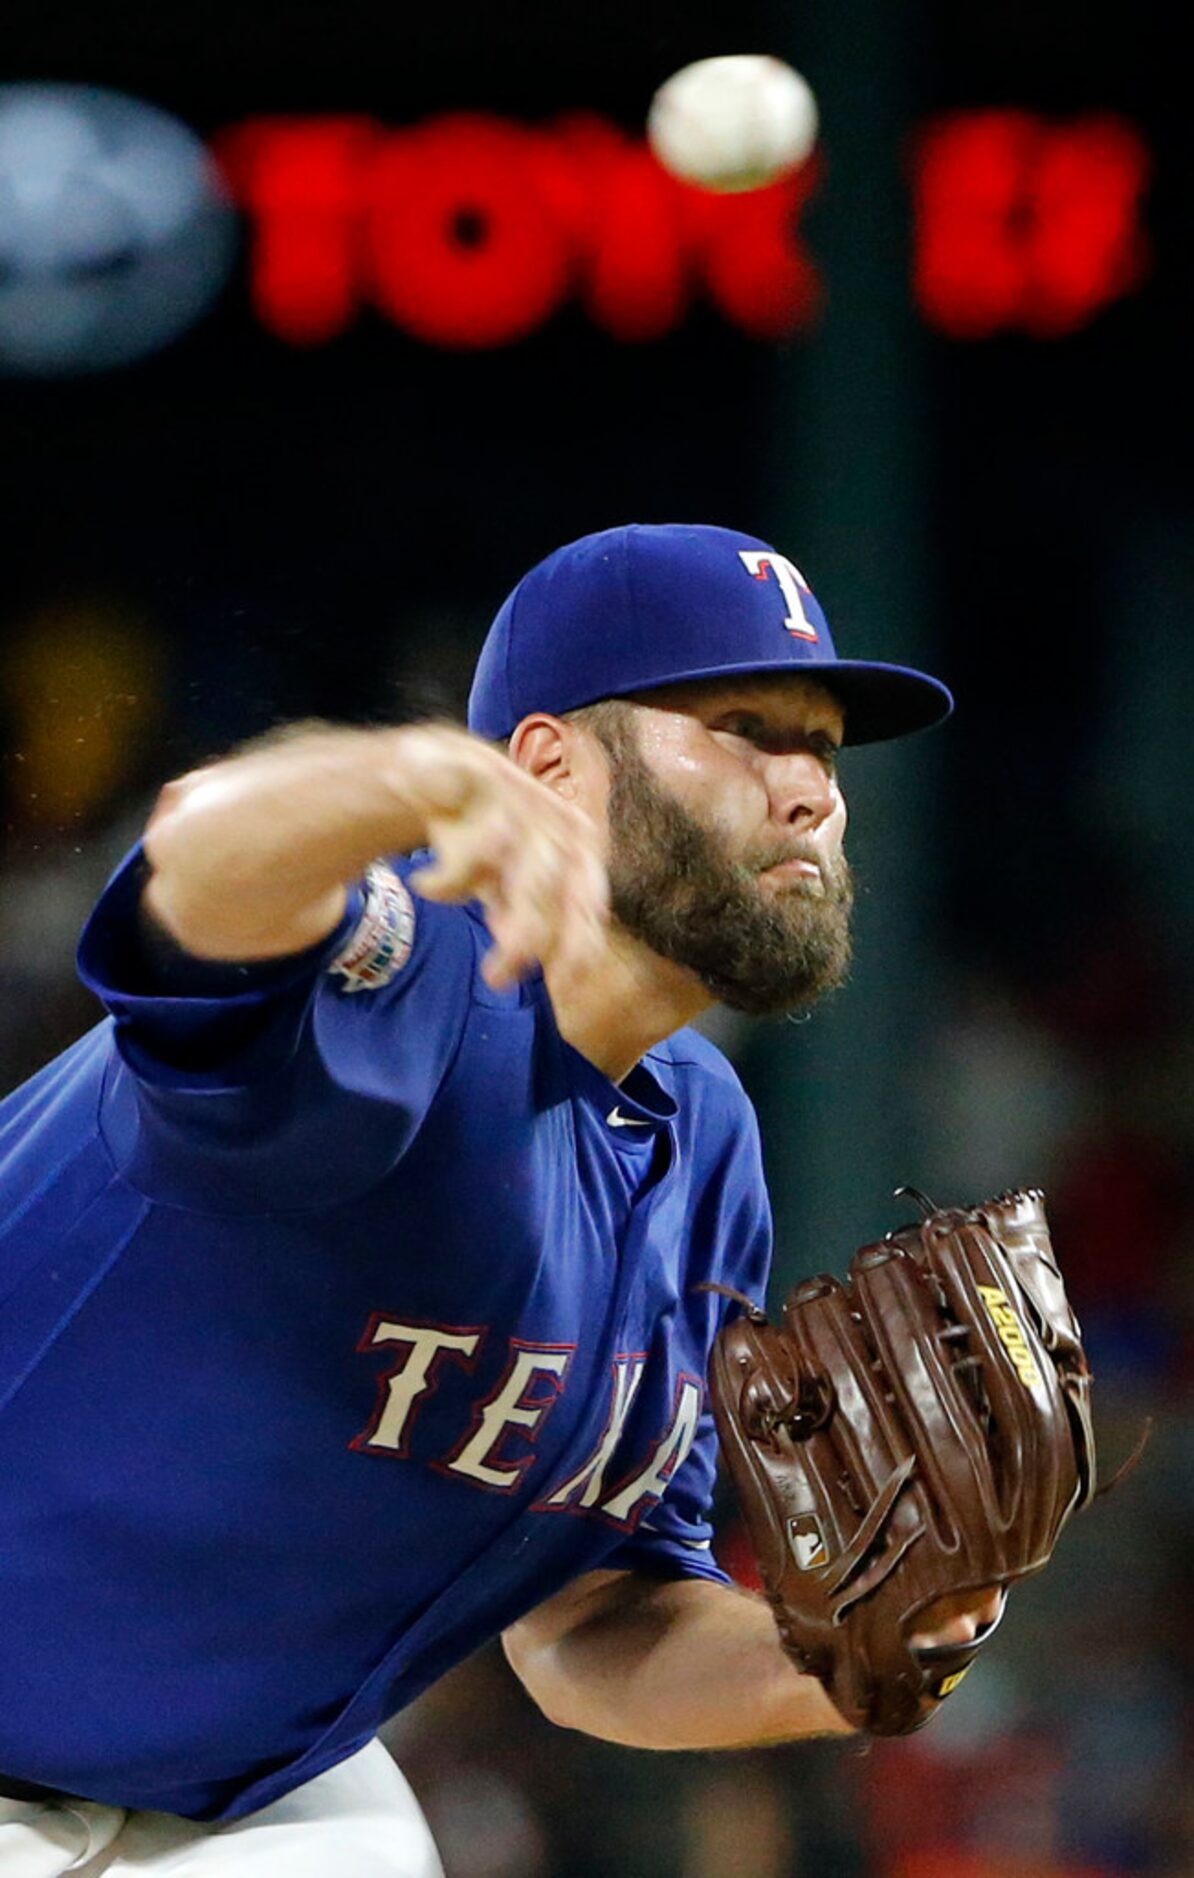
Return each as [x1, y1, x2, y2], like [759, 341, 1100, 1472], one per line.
[351, 1316, 702, 1533]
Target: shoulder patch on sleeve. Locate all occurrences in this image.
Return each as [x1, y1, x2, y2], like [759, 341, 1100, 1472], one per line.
[329, 862, 416, 992]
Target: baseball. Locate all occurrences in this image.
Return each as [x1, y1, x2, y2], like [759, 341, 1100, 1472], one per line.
[647, 54, 819, 193]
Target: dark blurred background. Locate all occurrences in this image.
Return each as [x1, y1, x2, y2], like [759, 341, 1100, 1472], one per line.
[2, 1, 1190, 1872]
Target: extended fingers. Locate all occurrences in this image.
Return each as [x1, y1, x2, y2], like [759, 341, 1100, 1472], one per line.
[408, 776, 607, 989]
[410, 813, 518, 903]
[482, 817, 607, 989]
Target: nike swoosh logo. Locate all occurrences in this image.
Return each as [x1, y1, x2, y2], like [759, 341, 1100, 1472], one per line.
[606, 1107, 651, 1128]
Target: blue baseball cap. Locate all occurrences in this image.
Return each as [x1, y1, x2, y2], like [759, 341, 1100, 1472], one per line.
[468, 523, 952, 746]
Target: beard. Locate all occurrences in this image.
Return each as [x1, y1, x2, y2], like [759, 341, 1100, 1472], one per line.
[601, 732, 854, 1019]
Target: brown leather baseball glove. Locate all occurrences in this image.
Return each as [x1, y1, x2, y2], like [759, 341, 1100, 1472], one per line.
[708, 1188, 1100, 1736]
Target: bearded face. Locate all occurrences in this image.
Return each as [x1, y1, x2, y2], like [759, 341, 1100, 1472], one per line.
[595, 710, 854, 1018]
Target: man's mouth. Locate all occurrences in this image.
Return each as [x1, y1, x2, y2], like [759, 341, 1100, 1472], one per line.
[757, 855, 825, 893]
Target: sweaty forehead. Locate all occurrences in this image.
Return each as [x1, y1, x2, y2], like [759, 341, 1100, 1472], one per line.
[625, 672, 847, 735]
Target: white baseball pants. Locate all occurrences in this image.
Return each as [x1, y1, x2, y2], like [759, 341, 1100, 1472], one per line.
[0, 1741, 443, 1878]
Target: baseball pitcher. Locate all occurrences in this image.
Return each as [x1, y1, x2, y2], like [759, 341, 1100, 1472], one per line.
[2, 525, 1084, 1877]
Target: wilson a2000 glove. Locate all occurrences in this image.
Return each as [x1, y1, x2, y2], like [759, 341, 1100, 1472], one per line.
[709, 1188, 1099, 1736]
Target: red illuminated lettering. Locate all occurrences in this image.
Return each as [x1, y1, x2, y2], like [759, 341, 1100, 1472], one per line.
[213, 108, 1151, 349]
[212, 111, 822, 348]
[912, 110, 1151, 337]
[679, 163, 822, 340]
[533, 117, 688, 342]
[366, 116, 573, 348]
[213, 117, 376, 344]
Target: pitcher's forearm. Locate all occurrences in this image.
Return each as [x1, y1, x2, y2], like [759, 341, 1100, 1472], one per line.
[142, 716, 610, 990]
[142, 725, 444, 961]
[504, 1573, 853, 1751]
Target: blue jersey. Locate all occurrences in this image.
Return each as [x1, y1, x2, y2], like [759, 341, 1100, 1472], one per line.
[0, 847, 772, 1821]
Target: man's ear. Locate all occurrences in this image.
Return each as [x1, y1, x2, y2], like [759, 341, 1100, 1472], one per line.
[508, 714, 578, 798]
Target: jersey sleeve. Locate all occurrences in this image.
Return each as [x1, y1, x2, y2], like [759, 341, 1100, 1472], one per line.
[77, 843, 363, 1085]
[75, 843, 476, 1210]
[601, 1407, 733, 1587]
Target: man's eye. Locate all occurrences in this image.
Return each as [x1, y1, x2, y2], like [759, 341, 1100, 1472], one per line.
[715, 719, 841, 765]
[811, 737, 841, 773]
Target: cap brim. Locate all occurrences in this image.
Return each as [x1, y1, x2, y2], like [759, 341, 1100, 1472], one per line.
[803, 659, 954, 745]
[610, 657, 953, 746]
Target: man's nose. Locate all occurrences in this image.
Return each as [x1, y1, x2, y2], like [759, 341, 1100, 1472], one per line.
[766, 750, 837, 830]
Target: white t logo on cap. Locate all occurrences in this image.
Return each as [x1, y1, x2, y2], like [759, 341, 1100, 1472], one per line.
[738, 550, 819, 642]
